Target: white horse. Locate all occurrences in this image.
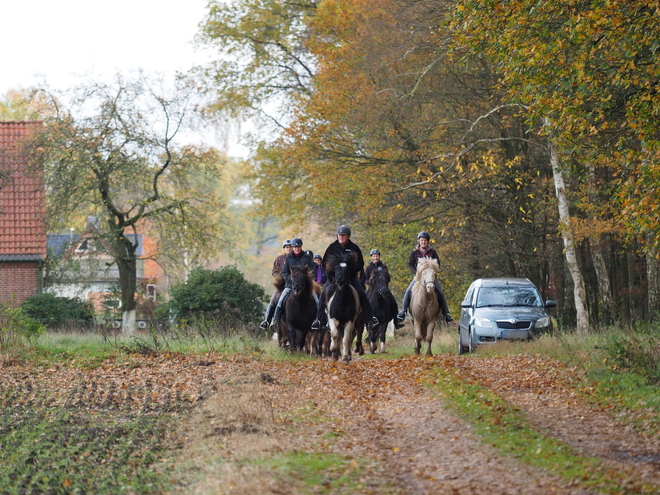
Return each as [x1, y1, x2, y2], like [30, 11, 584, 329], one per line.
[410, 257, 441, 356]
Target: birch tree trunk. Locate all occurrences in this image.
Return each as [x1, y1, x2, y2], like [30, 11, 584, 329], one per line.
[549, 142, 591, 334]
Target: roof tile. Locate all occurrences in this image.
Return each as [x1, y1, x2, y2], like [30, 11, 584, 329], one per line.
[0, 121, 46, 259]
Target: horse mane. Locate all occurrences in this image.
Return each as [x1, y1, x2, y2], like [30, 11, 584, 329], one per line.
[414, 257, 440, 281]
[325, 251, 358, 281]
[293, 265, 315, 286]
[368, 268, 391, 286]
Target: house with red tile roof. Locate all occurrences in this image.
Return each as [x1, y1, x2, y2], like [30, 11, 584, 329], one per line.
[0, 121, 46, 306]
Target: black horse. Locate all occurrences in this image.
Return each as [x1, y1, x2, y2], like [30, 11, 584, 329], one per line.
[324, 252, 362, 362]
[276, 266, 317, 352]
[366, 269, 398, 354]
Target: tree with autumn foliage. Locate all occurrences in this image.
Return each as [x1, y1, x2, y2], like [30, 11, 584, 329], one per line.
[25, 75, 230, 333]
[451, 0, 660, 328]
[197, 0, 660, 328]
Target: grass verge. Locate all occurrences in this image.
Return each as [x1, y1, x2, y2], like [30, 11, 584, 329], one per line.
[427, 357, 658, 494]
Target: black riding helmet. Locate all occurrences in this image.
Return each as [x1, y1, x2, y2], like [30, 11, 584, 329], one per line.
[336, 225, 351, 236]
[370, 249, 380, 255]
[290, 237, 303, 247]
[417, 231, 431, 240]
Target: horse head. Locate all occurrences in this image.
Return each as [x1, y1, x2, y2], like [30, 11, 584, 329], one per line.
[326, 252, 358, 287]
[368, 269, 391, 296]
[415, 257, 439, 293]
[290, 266, 312, 296]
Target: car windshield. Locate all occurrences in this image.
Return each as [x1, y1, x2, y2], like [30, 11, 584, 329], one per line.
[476, 286, 542, 308]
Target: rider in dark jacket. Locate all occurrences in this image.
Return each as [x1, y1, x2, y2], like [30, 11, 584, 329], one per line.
[396, 231, 452, 324]
[311, 225, 378, 330]
[271, 237, 318, 324]
[365, 249, 403, 329]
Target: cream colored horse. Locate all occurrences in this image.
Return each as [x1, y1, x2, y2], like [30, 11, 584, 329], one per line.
[410, 257, 441, 356]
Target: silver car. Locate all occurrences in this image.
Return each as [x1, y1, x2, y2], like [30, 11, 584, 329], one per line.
[458, 278, 556, 354]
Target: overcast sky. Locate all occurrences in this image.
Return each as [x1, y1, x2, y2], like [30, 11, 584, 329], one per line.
[1, 1, 254, 156]
[1, 0, 213, 94]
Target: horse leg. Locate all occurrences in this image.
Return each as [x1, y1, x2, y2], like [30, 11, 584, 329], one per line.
[355, 322, 365, 356]
[379, 322, 387, 354]
[342, 323, 354, 363]
[413, 322, 421, 355]
[329, 323, 340, 361]
[425, 321, 435, 357]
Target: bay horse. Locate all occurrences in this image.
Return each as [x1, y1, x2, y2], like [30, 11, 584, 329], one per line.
[410, 257, 441, 356]
[365, 269, 397, 354]
[324, 252, 362, 362]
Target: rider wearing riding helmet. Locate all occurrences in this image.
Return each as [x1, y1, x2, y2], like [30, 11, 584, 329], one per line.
[260, 239, 293, 330]
[365, 249, 403, 329]
[396, 231, 453, 324]
[268, 237, 318, 327]
[313, 254, 327, 285]
[311, 225, 379, 330]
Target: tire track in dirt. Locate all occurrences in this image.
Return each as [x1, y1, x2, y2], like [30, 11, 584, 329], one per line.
[446, 354, 660, 489]
[245, 356, 592, 494]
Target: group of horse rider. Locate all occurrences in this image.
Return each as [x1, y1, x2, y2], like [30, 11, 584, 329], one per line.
[259, 225, 453, 331]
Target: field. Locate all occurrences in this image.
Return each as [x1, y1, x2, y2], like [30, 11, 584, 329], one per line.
[1, 325, 659, 494]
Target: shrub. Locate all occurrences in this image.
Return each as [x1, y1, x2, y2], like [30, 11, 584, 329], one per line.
[601, 331, 660, 385]
[169, 266, 267, 324]
[0, 303, 46, 347]
[21, 293, 93, 329]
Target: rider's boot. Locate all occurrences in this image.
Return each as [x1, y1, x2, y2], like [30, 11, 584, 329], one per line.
[259, 304, 274, 330]
[397, 283, 413, 322]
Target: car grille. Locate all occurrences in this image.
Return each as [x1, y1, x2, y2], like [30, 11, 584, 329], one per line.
[496, 320, 532, 330]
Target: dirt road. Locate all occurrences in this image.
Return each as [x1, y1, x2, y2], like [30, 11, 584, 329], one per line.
[171, 352, 660, 494]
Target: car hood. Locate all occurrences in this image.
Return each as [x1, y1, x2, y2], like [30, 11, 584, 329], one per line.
[472, 306, 548, 320]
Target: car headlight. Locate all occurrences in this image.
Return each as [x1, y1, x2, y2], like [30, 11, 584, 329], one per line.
[535, 316, 550, 328]
[475, 317, 493, 328]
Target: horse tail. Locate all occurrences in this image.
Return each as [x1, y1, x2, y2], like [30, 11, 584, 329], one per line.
[274, 274, 285, 292]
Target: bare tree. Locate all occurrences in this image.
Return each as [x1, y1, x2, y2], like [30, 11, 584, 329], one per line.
[26, 75, 228, 333]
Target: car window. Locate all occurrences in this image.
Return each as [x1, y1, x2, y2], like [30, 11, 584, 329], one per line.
[463, 285, 475, 305]
[476, 287, 542, 307]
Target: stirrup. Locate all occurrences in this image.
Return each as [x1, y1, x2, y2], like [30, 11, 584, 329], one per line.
[259, 320, 269, 330]
[311, 320, 321, 330]
[445, 313, 454, 323]
[396, 310, 406, 321]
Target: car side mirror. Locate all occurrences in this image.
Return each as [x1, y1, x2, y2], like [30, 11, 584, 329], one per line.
[460, 300, 472, 308]
[545, 300, 557, 309]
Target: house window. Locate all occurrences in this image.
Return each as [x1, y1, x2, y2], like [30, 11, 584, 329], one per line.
[76, 239, 89, 252]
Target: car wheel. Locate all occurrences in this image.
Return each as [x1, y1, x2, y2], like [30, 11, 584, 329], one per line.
[457, 329, 468, 355]
[467, 328, 474, 354]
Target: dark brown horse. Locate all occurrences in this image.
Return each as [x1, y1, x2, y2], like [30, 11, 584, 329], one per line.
[366, 269, 397, 353]
[275, 266, 318, 352]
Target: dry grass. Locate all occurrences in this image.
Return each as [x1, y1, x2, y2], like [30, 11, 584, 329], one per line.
[164, 370, 309, 494]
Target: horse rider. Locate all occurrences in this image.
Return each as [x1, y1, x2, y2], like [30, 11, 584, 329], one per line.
[259, 239, 292, 330]
[265, 237, 318, 328]
[311, 225, 379, 330]
[396, 231, 453, 324]
[365, 248, 404, 329]
[313, 254, 327, 286]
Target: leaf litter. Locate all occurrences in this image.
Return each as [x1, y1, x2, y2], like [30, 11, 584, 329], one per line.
[1, 350, 658, 494]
